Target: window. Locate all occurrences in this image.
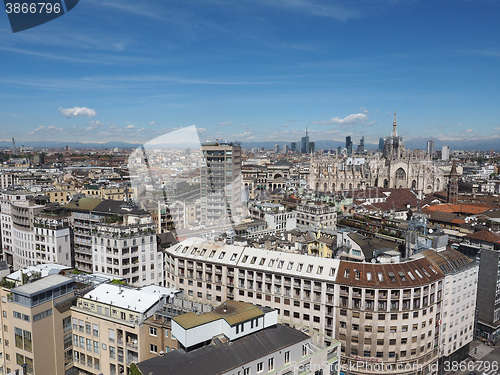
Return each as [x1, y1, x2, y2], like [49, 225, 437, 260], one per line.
[150, 344, 158, 353]
[285, 351, 290, 364]
[257, 362, 263, 372]
[268, 357, 274, 371]
[109, 346, 115, 359]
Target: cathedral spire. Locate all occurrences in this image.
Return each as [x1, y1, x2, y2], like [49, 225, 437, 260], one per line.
[392, 110, 398, 137]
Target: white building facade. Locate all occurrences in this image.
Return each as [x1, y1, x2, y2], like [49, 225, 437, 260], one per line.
[92, 222, 164, 287]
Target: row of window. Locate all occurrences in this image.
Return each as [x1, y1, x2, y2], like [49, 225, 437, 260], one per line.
[73, 351, 100, 370]
[340, 308, 434, 319]
[73, 335, 100, 354]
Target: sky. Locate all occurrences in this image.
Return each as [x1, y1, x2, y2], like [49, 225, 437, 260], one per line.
[0, 0, 500, 148]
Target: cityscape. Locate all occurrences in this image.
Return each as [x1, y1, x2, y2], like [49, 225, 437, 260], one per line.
[1, 1, 500, 375]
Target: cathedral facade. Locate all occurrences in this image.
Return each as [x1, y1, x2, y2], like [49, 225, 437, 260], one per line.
[309, 112, 446, 194]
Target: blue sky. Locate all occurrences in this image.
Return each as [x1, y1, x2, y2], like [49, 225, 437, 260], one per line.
[0, 0, 500, 147]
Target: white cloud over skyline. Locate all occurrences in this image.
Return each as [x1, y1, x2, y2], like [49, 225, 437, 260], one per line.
[59, 106, 97, 118]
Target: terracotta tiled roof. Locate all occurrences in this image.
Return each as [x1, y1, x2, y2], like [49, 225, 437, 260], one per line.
[423, 203, 491, 215]
[465, 230, 500, 243]
[336, 257, 443, 288]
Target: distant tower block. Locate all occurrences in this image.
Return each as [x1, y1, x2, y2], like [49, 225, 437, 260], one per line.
[447, 161, 459, 204]
[11, 137, 15, 153]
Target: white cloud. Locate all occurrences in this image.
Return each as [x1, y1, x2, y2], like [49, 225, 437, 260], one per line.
[149, 121, 156, 126]
[465, 129, 473, 133]
[86, 120, 103, 131]
[494, 127, 500, 131]
[28, 125, 63, 135]
[219, 121, 232, 127]
[312, 113, 369, 126]
[125, 124, 136, 129]
[59, 106, 97, 118]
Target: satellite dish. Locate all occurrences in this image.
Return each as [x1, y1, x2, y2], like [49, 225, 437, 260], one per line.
[428, 229, 433, 234]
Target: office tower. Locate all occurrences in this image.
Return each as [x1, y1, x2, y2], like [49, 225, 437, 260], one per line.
[309, 141, 315, 153]
[356, 136, 365, 153]
[441, 145, 450, 161]
[345, 136, 352, 156]
[378, 137, 384, 152]
[273, 144, 280, 154]
[300, 128, 310, 153]
[282, 144, 289, 154]
[200, 140, 242, 226]
[290, 142, 297, 152]
[426, 140, 435, 158]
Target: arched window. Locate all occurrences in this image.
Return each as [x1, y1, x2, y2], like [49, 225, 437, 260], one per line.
[395, 168, 406, 180]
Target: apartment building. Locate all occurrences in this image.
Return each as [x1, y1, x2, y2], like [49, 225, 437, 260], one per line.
[66, 198, 103, 273]
[91, 222, 163, 287]
[70, 283, 177, 375]
[0, 191, 30, 266]
[422, 249, 478, 363]
[200, 141, 243, 226]
[248, 202, 297, 233]
[0, 174, 20, 190]
[5, 195, 49, 270]
[458, 230, 500, 343]
[163, 238, 339, 348]
[0, 274, 76, 375]
[295, 202, 337, 231]
[67, 198, 154, 274]
[163, 238, 477, 375]
[0, 191, 72, 270]
[33, 206, 72, 267]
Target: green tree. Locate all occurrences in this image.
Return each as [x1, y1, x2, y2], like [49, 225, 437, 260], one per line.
[129, 363, 142, 375]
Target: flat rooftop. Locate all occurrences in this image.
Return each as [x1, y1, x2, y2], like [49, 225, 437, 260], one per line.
[13, 274, 73, 296]
[82, 284, 167, 313]
[173, 300, 264, 329]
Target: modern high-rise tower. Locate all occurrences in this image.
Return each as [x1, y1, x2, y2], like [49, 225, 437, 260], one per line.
[426, 140, 435, 158]
[345, 136, 352, 156]
[300, 128, 310, 153]
[442, 145, 450, 161]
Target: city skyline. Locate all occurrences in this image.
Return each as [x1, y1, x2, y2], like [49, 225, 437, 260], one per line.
[1, 0, 500, 146]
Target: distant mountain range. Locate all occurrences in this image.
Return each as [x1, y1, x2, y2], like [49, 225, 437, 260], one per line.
[0, 140, 142, 150]
[0, 137, 497, 151]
